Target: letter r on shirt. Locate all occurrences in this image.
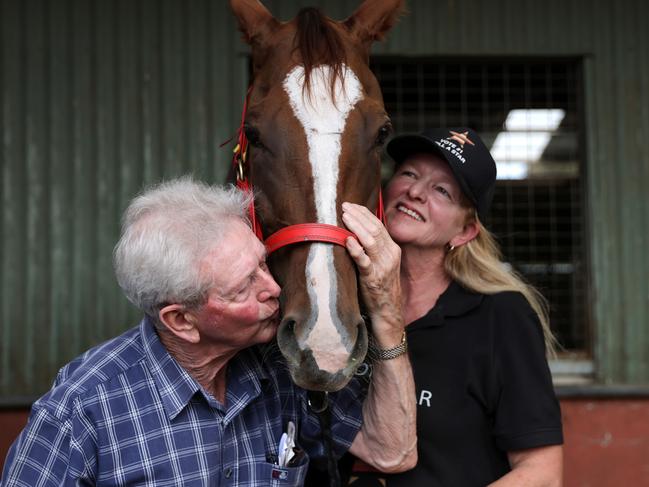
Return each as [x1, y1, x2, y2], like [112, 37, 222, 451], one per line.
[418, 389, 432, 407]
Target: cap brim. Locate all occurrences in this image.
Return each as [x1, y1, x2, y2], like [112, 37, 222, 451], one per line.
[386, 134, 477, 208]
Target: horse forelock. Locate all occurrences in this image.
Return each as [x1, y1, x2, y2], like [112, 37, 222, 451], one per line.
[294, 7, 347, 101]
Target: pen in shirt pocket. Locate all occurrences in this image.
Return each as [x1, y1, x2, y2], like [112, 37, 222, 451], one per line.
[277, 421, 296, 467]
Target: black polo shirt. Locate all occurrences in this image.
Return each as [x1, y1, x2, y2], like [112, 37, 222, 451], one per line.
[349, 281, 563, 487]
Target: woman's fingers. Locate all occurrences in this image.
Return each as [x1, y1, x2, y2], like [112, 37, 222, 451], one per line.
[341, 202, 380, 230]
[342, 202, 400, 283]
[345, 236, 372, 272]
[342, 202, 403, 327]
[341, 202, 388, 255]
[343, 202, 400, 263]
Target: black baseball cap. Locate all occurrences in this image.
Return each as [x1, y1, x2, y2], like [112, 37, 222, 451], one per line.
[386, 127, 497, 220]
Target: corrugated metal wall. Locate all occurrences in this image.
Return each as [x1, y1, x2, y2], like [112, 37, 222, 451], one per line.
[0, 0, 251, 401]
[1, 0, 648, 401]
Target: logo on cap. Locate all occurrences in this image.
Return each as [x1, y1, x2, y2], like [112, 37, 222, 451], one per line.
[448, 131, 475, 147]
[434, 130, 475, 164]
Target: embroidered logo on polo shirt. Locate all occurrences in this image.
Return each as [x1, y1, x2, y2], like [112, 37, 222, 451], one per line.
[434, 130, 474, 164]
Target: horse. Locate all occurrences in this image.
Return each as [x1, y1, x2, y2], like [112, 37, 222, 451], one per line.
[230, 0, 404, 392]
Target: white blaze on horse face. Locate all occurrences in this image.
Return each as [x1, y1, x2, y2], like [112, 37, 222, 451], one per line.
[284, 65, 363, 373]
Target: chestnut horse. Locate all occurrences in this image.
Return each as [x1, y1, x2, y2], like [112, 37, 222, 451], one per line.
[230, 0, 403, 391]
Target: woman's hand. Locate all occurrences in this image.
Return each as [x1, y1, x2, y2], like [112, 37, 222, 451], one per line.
[343, 202, 417, 472]
[342, 202, 404, 347]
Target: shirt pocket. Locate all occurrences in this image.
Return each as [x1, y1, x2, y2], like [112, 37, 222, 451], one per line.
[260, 454, 309, 486]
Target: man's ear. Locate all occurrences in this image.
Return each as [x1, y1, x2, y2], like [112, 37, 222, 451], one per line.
[158, 304, 201, 344]
[450, 220, 480, 249]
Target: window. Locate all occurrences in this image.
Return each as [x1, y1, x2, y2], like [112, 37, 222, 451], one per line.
[373, 58, 588, 357]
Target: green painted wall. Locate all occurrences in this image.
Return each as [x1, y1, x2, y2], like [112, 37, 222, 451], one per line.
[1, 0, 647, 401]
[0, 0, 250, 401]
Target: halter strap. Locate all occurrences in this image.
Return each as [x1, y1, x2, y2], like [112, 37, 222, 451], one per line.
[232, 90, 386, 255]
[265, 224, 356, 254]
[232, 88, 264, 239]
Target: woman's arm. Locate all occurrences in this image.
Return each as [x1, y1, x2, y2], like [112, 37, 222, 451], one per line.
[341, 202, 418, 473]
[489, 445, 563, 487]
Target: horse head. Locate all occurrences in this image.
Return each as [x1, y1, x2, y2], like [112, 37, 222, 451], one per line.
[230, 0, 403, 391]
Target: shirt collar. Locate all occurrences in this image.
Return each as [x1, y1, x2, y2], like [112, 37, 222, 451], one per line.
[221, 346, 272, 424]
[140, 316, 202, 420]
[409, 281, 484, 329]
[140, 316, 273, 421]
[437, 280, 484, 317]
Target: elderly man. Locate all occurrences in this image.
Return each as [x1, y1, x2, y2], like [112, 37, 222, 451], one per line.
[2, 178, 416, 486]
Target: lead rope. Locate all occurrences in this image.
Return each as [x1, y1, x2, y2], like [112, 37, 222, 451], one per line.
[307, 391, 341, 487]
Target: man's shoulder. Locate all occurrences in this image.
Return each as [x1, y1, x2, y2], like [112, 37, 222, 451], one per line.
[35, 324, 149, 421]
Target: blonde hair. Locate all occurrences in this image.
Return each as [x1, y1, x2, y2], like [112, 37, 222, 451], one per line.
[445, 212, 559, 357]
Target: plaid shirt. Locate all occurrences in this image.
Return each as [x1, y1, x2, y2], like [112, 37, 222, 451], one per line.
[2, 317, 363, 486]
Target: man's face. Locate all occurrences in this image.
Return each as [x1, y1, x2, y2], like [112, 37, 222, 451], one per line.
[192, 220, 281, 351]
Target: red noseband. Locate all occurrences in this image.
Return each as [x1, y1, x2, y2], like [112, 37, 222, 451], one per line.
[264, 223, 356, 254]
[231, 89, 385, 255]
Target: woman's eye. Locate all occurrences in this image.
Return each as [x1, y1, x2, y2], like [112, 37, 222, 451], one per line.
[244, 124, 263, 148]
[436, 186, 450, 197]
[375, 122, 393, 147]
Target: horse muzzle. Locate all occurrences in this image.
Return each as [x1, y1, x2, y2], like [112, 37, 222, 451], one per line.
[277, 314, 368, 392]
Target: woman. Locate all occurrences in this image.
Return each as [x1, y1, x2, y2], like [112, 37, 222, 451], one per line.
[340, 128, 564, 486]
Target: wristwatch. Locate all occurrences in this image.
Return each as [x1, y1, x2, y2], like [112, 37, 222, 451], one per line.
[368, 330, 408, 361]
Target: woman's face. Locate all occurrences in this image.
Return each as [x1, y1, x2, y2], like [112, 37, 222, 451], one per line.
[385, 153, 470, 250]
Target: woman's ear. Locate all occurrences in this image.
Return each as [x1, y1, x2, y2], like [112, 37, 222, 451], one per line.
[158, 304, 201, 344]
[450, 220, 480, 249]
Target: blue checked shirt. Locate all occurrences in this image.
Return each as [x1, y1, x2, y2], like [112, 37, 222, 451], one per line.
[2, 317, 364, 486]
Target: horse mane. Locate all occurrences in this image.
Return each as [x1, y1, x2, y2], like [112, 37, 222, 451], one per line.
[294, 7, 347, 100]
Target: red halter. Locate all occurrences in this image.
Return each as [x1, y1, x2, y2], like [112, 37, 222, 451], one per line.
[231, 90, 386, 254]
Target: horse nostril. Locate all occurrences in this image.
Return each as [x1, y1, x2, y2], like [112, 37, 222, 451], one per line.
[279, 317, 297, 336]
[353, 317, 369, 361]
[277, 317, 301, 361]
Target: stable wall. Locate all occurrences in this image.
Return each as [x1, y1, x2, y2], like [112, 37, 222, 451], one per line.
[1, 0, 648, 483]
[1, 0, 648, 404]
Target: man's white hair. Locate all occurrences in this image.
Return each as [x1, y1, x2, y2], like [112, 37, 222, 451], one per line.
[113, 176, 252, 316]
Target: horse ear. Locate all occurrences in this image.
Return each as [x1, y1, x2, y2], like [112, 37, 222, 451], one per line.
[344, 0, 405, 45]
[230, 0, 279, 47]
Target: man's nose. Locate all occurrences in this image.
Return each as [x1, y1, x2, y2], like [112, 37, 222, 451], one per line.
[258, 268, 281, 301]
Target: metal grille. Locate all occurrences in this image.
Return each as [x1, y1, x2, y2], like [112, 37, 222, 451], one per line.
[372, 57, 588, 353]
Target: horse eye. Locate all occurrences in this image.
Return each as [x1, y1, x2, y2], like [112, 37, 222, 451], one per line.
[375, 122, 393, 147]
[244, 124, 263, 148]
